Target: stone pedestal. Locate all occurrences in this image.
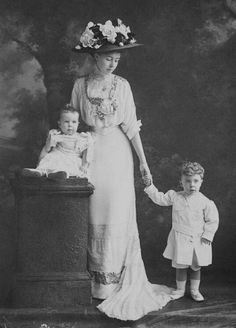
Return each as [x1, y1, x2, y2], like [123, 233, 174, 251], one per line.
[10, 176, 94, 308]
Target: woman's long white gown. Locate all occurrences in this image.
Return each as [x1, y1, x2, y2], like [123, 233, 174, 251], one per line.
[70, 74, 172, 321]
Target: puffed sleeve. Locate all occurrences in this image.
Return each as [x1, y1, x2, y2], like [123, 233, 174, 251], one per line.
[70, 79, 81, 111]
[202, 200, 219, 242]
[120, 80, 142, 140]
[144, 184, 176, 206]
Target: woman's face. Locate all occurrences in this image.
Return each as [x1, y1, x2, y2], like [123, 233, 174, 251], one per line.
[94, 52, 121, 75]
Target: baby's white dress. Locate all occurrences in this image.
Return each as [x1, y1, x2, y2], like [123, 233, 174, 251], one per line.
[37, 131, 93, 177]
[70, 74, 172, 321]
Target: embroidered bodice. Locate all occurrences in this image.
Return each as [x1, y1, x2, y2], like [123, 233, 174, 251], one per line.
[85, 74, 118, 121]
[70, 74, 141, 140]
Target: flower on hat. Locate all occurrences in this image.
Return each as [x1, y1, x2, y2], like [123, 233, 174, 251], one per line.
[79, 22, 96, 48]
[75, 18, 136, 51]
[114, 20, 130, 39]
[99, 20, 117, 44]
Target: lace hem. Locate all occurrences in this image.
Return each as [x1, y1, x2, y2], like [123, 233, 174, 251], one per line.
[90, 269, 123, 285]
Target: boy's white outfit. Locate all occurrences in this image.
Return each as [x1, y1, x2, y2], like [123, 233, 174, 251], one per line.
[144, 185, 219, 269]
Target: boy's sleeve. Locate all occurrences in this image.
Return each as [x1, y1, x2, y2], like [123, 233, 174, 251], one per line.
[144, 184, 175, 206]
[202, 200, 219, 242]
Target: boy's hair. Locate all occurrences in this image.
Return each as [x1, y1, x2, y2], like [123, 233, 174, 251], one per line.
[58, 104, 79, 119]
[181, 162, 205, 179]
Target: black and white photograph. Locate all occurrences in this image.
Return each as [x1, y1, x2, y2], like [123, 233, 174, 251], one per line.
[0, 0, 235, 327]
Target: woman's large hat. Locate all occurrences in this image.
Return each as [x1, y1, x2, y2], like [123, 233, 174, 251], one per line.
[73, 18, 142, 53]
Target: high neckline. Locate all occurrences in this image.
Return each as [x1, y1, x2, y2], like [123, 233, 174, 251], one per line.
[89, 72, 113, 82]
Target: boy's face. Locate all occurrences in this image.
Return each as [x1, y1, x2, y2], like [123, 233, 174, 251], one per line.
[58, 111, 79, 135]
[181, 174, 203, 195]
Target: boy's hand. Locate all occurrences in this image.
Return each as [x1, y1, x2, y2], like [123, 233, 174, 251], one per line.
[201, 237, 211, 245]
[139, 163, 152, 187]
[143, 175, 152, 187]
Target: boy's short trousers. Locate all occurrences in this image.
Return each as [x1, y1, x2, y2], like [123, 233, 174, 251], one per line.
[172, 251, 201, 271]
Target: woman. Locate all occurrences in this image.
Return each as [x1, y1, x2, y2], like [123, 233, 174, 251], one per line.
[70, 18, 172, 320]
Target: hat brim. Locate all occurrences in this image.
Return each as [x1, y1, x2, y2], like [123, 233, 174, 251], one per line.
[72, 43, 143, 54]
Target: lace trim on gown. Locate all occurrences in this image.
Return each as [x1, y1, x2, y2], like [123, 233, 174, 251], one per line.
[90, 269, 123, 285]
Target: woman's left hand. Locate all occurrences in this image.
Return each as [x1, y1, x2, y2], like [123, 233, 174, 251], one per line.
[140, 163, 152, 186]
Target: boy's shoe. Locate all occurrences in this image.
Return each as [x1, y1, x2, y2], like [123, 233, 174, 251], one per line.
[22, 168, 43, 177]
[47, 171, 68, 180]
[190, 289, 204, 302]
[170, 289, 185, 300]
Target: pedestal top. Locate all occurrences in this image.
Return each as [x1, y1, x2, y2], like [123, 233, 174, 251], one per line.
[9, 175, 94, 196]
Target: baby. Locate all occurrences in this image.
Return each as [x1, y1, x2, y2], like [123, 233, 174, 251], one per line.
[144, 162, 219, 302]
[22, 104, 94, 179]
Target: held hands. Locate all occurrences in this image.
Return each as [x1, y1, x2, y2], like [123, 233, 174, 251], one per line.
[201, 237, 211, 245]
[140, 162, 152, 187]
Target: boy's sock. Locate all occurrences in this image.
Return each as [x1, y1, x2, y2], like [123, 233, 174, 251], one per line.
[190, 279, 200, 291]
[176, 280, 187, 291]
[170, 280, 186, 300]
[190, 279, 204, 301]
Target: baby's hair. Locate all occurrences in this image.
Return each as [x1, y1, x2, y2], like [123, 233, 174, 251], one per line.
[181, 162, 205, 179]
[58, 104, 79, 119]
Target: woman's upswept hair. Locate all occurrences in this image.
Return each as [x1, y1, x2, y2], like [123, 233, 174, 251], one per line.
[181, 161, 205, 179]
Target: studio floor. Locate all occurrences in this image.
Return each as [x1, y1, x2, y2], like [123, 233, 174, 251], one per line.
[0, 281, 235, 328]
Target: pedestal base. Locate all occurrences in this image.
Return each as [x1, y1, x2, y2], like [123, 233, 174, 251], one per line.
[11, 272, 91, 308]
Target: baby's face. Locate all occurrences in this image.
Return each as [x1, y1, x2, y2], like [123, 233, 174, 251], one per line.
[58, 111, 79, 135]
[181, 174, 203, 195]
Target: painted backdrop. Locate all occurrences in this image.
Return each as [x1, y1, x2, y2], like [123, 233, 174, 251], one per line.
[0, 0, 235, 305]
